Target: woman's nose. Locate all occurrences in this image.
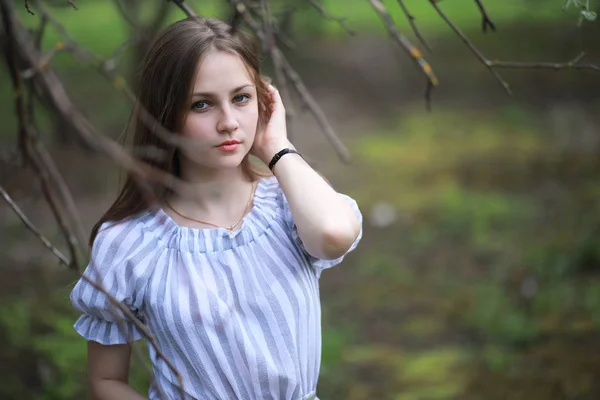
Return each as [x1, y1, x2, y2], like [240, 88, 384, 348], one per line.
[217, 105, 239, 133]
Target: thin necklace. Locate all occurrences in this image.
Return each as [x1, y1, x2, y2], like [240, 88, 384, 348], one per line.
[166, 181, 257, 232]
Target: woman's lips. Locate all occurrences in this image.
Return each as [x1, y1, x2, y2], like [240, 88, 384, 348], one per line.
[217, 141, 240, 152]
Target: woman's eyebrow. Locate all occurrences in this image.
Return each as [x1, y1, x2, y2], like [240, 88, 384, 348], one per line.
[192, 84, 255, 97]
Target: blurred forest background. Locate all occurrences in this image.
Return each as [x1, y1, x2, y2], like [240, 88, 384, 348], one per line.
[1, 0, 600, 399]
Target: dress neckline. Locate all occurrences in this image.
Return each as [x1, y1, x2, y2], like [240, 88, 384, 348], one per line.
[140, 176, 280, 253]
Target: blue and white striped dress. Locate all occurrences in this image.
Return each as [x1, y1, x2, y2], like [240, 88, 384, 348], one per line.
[70, 176, 362, 400]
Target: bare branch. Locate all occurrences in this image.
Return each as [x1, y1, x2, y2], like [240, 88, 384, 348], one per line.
[369, 0, 439, 107]
[28, 2, 180, 159]
[244, 1, 297, 50]
[36, 142, 89, 258]
[260, 0, 295, 139]
[229, 3, 244, 34]
[428, 0, 599, 95]
[280, 54, 351, 161]
[0, 186, 179, 400]
[23, 1, 247, 225]
[99, 33, 141, 74]
[172, 0, 349, 161]
[227, 0, 351, 161]
[113, 0, 141, 29]
[6, 0, 188, 208]
[309, 0, 355, 36]
[80, 259, 178, 400]
[428, 0, 511, 94]
[1, 184, 172, 399]
[425, 79, 434, 111]
[3, 3, 185, 396]
[396, 0, 431, 52]
[25, 0, 34, 15]
[491, 51, 600, 71]
[25, 14, 48, 123]
[2, 0, 84, 271]
[28, 1, 199, 154]
[474, 0, 496, 33]
[0, 185, 70, 266]
[33, 13, 47, 47]
[170, 0, 196, 18]
[67, 0, 77, 11]
[22, 43, 63, 79]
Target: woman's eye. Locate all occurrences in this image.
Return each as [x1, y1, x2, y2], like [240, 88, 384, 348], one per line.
[191, 100, 209, 110]
[233, 94, 250, 103]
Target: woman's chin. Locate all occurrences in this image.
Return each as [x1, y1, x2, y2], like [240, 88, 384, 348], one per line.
[212, 153, 247, 169]
[182, 150, 248, 172]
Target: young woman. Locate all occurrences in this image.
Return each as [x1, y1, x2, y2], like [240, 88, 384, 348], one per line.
[70, 16, 362, 400]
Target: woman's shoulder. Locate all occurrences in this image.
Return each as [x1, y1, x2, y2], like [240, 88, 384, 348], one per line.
[91, 212, 155, 259]
[94, 213, 145, 241]
[256, 175, 280, 195]
[254, 176, 285, 210]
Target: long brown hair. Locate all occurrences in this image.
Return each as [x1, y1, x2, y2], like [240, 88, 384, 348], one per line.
[90, 17, 272, 246]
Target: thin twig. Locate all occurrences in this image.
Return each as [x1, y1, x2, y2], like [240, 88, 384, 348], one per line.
[36, 142, 90, 260]
[0, 185, 70, 266]
[170, 0, 196, 18]
[2, 0, 83, 271]
[229, 3, 244, 34]
[67, 0, 77, 10]
[280, 54, 351, 161]
[425, 79, 434, 111]
[309, 0, 355, 36]
[34, 13, 47, 47]
[428, 0, 511, 94]
[396, 0, 431, 51]
[113, 0, 141, 29]
[0, 182, 163, 387]
[227, 0, 351, 161]
[1, 198, 172, 397]
[270, 22, 296, 50]
[22, 43, 62, 79]
[7, 0, 187, 239]
[474, 0, 495, 32]
[429, 0, 600, 95]
[25, 0, 34, 15]
[26, 15, 48, 123]
[102, 34, 141, 73]
[25, 1, 226, 217]
[260, 0, 295, 140]
[243, 0, 296, 50]
[174, 0, 350, 162]
[369, 0, 438, 108]
[3, 2, 185, 396]
[490, 51, 600, 71]
[29, 0, 195, 151]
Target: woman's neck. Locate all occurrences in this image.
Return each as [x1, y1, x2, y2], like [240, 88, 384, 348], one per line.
[168, 162, 255, 221]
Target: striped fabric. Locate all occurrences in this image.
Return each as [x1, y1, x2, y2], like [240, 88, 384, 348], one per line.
[70, 176, 362, 400]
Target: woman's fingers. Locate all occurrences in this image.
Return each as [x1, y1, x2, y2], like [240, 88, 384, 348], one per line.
[269, 85, 282, 104]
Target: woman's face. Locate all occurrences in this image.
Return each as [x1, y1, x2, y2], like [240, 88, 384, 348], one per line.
[179, 50, 259, 172]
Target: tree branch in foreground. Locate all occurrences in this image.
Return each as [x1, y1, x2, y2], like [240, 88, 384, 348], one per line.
[369, 0, 439, 109]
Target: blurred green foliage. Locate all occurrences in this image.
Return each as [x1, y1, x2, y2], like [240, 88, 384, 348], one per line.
[0, 282, 151, 399]
[314, 105, 600, 398]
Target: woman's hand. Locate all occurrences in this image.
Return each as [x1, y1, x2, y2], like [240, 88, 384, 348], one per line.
[251, 84, 294, 165]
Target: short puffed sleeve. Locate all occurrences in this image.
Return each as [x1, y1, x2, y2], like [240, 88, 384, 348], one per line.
[278, 184, 363, 272]
[70, 220, 151, 345]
